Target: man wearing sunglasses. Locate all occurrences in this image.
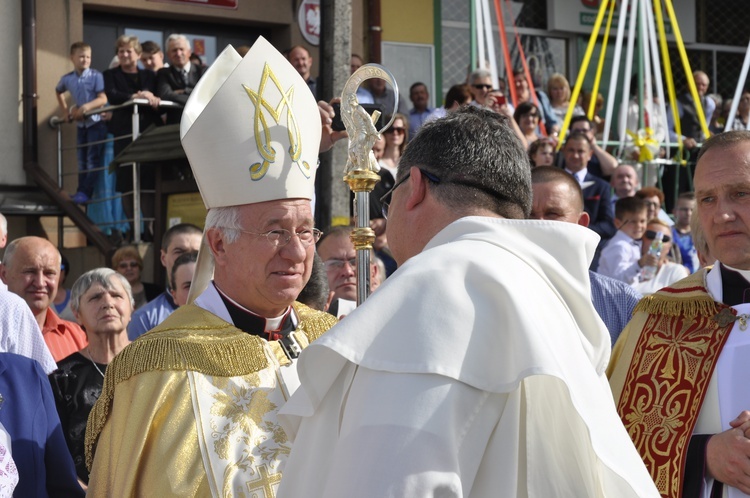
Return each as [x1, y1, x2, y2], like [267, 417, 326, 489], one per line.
[279, 106, 658, 497]
[468, 68, 494, 107]
[609, 130, 750, 497]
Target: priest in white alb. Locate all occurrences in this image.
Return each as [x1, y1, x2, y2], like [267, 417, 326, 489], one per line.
[277, 106, 660, 497]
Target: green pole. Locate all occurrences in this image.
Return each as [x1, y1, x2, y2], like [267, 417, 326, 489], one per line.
[637, 5, 645, 130]
[434, 0, 443, 108]
[470, 0, 477, 70]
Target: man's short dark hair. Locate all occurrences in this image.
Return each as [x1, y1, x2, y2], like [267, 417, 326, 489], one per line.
[162, 223, 202, 251]
[297, 253, 330, 311]
[678, 191, 695, 202]
[564, 130, 591, 148]
[410, 82, 427, 94]
[397, 106, 532, 219]
[614, 197, 647, 221]
[569, 115, 592, 129]
[170, 251, 198, 291]
[531, 167, 584, 211]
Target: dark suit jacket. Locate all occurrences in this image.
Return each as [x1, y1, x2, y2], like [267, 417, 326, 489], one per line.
[582, 171, 616, 241]
[156, 64, 206, 124]
[103, 67, 162, 148]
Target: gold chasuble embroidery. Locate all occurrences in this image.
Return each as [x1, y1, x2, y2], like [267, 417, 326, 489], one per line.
[85, 301, 336, 497]
[189, 368, 289, 497]
[614, 271, 734, 498]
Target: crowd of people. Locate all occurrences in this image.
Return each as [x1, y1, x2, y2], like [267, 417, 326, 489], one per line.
[0, 32, 745, 496]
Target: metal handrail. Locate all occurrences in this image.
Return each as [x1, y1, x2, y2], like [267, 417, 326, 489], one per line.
[49, 99, 183, 244]
[48, 98, 180, 128]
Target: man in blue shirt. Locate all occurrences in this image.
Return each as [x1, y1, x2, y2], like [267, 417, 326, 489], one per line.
[530, 166, 641, 345]
[127, 223, 202, 339]
[55, 42, 108, 205]
[408, 82, 436, 138]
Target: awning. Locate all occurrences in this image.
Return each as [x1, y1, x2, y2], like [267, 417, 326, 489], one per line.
[109, 124, 186, 167]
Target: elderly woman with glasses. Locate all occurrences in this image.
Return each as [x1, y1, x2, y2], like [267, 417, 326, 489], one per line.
[111, 245, 160, 310]
[632, 219, 689, 296]
[48, 268, 134, 488]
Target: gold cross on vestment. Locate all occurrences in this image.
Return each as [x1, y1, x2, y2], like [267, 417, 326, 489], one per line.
[246, 464, 282, 498]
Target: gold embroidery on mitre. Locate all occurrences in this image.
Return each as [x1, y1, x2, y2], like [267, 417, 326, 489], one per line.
[243, 64, 311, 181]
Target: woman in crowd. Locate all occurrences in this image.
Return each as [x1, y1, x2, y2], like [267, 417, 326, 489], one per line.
[547, 73, 584, 123]
[112, 245, 160, 310]
[731, 91, 750, 130]
[49, 268, 134, 487]
[632, 220, 689, 296]
[430, 84, 473, 120]
[528, 138, 556, 167]
[513, 68, 559, 134]
[380, 113, 409, 176]
[636, 187, 674, 226]
[582, 90, 605, 139]
[103, 35, 163, 239]
[514, 102, 542, 146]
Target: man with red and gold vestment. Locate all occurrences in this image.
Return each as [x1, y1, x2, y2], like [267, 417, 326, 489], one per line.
[609, 130, 750, 498]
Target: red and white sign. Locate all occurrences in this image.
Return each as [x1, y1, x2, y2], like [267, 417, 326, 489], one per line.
[193, 38, 206, 56]
[297, 0, 320, 46]
[148, 0, 238, 9]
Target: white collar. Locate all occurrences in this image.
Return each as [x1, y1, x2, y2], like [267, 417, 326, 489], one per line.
[565, 167, 588, 184]
[194, 281, 296, 331]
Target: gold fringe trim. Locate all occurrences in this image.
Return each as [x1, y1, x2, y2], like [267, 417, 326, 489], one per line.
[633, 293, 721, 318]
[632, 268, 720, 318]
[293, 301, 338, 342]
[85, 302, 337, 470]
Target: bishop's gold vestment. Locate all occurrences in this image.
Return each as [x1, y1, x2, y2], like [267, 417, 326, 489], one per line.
[85, 301, 335, 497]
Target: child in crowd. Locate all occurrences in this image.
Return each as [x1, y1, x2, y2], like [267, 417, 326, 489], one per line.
[55, 42, 108, 204]
[139, 41, 165, 72]
[598, 196, 650, 284]
[672, 192, 700, 273]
